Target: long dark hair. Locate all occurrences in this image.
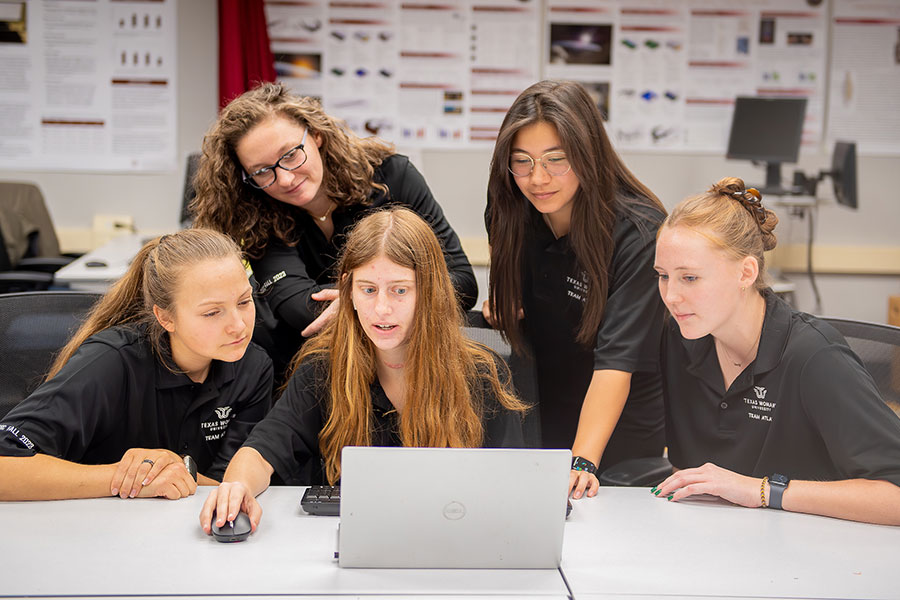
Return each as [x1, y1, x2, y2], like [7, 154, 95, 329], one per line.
[486, 79, 664, 351]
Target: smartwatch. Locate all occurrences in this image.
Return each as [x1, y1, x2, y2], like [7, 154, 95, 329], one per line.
[571, 456, 598, 475]
[767, 473, 790, 510]
[182, 454, 198, 482]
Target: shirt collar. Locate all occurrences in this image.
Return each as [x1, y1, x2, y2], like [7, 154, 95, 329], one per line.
[155, 357, 237, 391]
[678, 288, 791, 386]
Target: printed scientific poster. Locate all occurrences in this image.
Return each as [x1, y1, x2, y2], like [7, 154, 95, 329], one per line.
[396, 0, 468, 147]
[610, 1, 688, 150]
[827, 0, 900, 155]
[468, 0, 541, 144]
[0, 0, 177, 171]
[265, 0, 327, 101]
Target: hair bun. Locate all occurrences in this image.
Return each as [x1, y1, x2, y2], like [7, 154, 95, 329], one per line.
[709, 176, 746, 197]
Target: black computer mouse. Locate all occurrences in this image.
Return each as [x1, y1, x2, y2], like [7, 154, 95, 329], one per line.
[566, 499, 573, 519]
[85, 260, 108, 268]
[210, 510, 251, 543]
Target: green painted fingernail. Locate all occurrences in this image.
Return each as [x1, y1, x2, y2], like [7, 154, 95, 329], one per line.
[650, 487, 657, 493]
[667, 495, 674, 501]
[654, 489, 661, 496]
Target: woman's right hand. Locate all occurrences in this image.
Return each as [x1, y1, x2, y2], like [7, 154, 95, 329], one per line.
[199, 481, 262, 535]
[301, 289, 340, 337]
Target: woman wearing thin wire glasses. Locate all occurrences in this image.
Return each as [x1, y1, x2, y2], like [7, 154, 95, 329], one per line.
[484, 80, 667, 499]
[192, 83, 476, 377]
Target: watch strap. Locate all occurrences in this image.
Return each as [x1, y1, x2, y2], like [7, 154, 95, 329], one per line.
[182, 454, 198, 482]
[571, 456, 598, 475]
[768, 473, 789, 510]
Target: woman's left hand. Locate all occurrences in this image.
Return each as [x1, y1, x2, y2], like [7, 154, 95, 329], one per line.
[569, 469, 599, 499]
[301, 289, 340, 337]
[654, 462, 763, 507]
[110, 448, 184, 498]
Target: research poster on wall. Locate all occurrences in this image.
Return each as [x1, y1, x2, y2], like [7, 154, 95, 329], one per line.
[265, 0, 834, 153]
[0, 0, 177, 172]
[826, 0, 900, 155]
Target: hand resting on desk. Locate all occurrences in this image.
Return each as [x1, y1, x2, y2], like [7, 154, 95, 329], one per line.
[653, 462, 762, 507]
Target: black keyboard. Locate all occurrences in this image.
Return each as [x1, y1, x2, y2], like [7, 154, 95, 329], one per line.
[301, 485, 340, 516]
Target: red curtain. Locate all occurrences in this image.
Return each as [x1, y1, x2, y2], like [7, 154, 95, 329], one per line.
[218, 0, 277, 109]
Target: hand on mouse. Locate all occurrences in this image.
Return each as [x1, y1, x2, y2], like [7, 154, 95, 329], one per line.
[137, 462, 198, 499]
[199, 481, 262, 535]
[110, 448, 185, 498]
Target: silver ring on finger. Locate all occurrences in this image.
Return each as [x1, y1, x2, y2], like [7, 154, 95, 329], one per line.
[142, 459, 155, 467]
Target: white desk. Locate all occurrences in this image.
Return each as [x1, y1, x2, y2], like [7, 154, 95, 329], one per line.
[54, 233, 150, 292]
[0, 486, 569, 599]
[2, 487, 897, 599]
[563, 488, 898, 600]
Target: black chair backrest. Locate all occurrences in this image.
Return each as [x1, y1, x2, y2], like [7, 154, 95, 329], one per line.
[820, 317, 900, 417]
[462, 325, 541, 448]
[0, 291, 101, 419]
[181, 153, 201, 228]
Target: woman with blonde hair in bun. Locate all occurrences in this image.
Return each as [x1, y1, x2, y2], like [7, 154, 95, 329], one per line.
[652, 177, 900, 526]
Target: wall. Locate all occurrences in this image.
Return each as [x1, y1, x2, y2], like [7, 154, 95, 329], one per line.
[2, 0, 898, 323]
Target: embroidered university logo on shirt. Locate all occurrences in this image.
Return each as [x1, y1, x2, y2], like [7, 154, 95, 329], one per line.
[202, 406, 235, 441]
[744, 387, 775, 422]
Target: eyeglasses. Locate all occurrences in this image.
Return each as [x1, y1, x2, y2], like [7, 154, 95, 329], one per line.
[242, 128, 309, 190]
[732, 187, 767, 226]
[508, 151, 572, 178]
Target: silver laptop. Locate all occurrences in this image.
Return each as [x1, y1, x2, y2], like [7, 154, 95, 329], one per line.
[338, 446, 571, 568]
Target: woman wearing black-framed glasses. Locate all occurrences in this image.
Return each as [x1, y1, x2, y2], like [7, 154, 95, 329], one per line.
[191, 82, 477, 379]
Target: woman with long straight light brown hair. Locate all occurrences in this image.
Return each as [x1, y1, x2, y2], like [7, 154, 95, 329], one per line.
[200, 208, 526, 535]
[0, 229, 273, 502]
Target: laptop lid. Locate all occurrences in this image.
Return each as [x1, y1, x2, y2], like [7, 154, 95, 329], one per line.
[338, 447, 571, 569]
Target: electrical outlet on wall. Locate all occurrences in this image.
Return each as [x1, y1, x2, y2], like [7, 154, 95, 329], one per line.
[92, 214, 136, 246]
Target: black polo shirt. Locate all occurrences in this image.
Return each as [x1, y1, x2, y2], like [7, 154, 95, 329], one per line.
[512, 198, 666, 450]
[0, 325, 274, 481]
[243, 354, 526, 484]
[663, 290, 900, 486]
[252, 154, 477, 333]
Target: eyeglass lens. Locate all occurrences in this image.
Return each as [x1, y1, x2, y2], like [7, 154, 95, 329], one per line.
[508, 152, 571, 177]
[248, 145, 308, 188]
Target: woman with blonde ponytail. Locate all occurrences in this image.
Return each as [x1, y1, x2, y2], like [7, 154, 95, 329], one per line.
[200, 208, 526, 536]
[652, 177, 900, 526]
[0, 229, 273, 501]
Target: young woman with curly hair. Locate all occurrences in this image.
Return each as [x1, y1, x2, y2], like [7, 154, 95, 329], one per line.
[199, 208, 526, 534]
[191, 83, 476, 374]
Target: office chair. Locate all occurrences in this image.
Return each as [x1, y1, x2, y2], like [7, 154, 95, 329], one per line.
[0, 182, 76, 291]
[463, 323, 542, 448]
[820, 317, 900, 416]
[0, 291, 101, 419]
[181, 153, 201, 228]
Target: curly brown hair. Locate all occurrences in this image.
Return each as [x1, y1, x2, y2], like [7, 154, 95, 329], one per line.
[190, 82, 394, 259]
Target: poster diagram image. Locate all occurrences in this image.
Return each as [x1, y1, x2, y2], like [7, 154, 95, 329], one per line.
[275, 52, 322, 79]
[0, 1, 26, 44]
[549, 24, 612, 65]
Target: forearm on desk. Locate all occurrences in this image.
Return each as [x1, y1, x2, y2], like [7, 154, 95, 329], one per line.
[0, 454, 117, 501]
[571, 369, 632, 466]
[221, 447, 275, 497]
[779, 478, 900, 526]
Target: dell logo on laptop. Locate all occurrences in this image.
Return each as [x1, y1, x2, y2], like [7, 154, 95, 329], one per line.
[442, 501, 466, 520]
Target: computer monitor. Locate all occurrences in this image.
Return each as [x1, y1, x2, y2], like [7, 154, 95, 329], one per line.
[830, 141, 857, 209]
[726, 96, 807, 194]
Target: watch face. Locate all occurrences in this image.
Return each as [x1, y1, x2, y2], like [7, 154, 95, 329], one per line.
[770, 473, 789, 486]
